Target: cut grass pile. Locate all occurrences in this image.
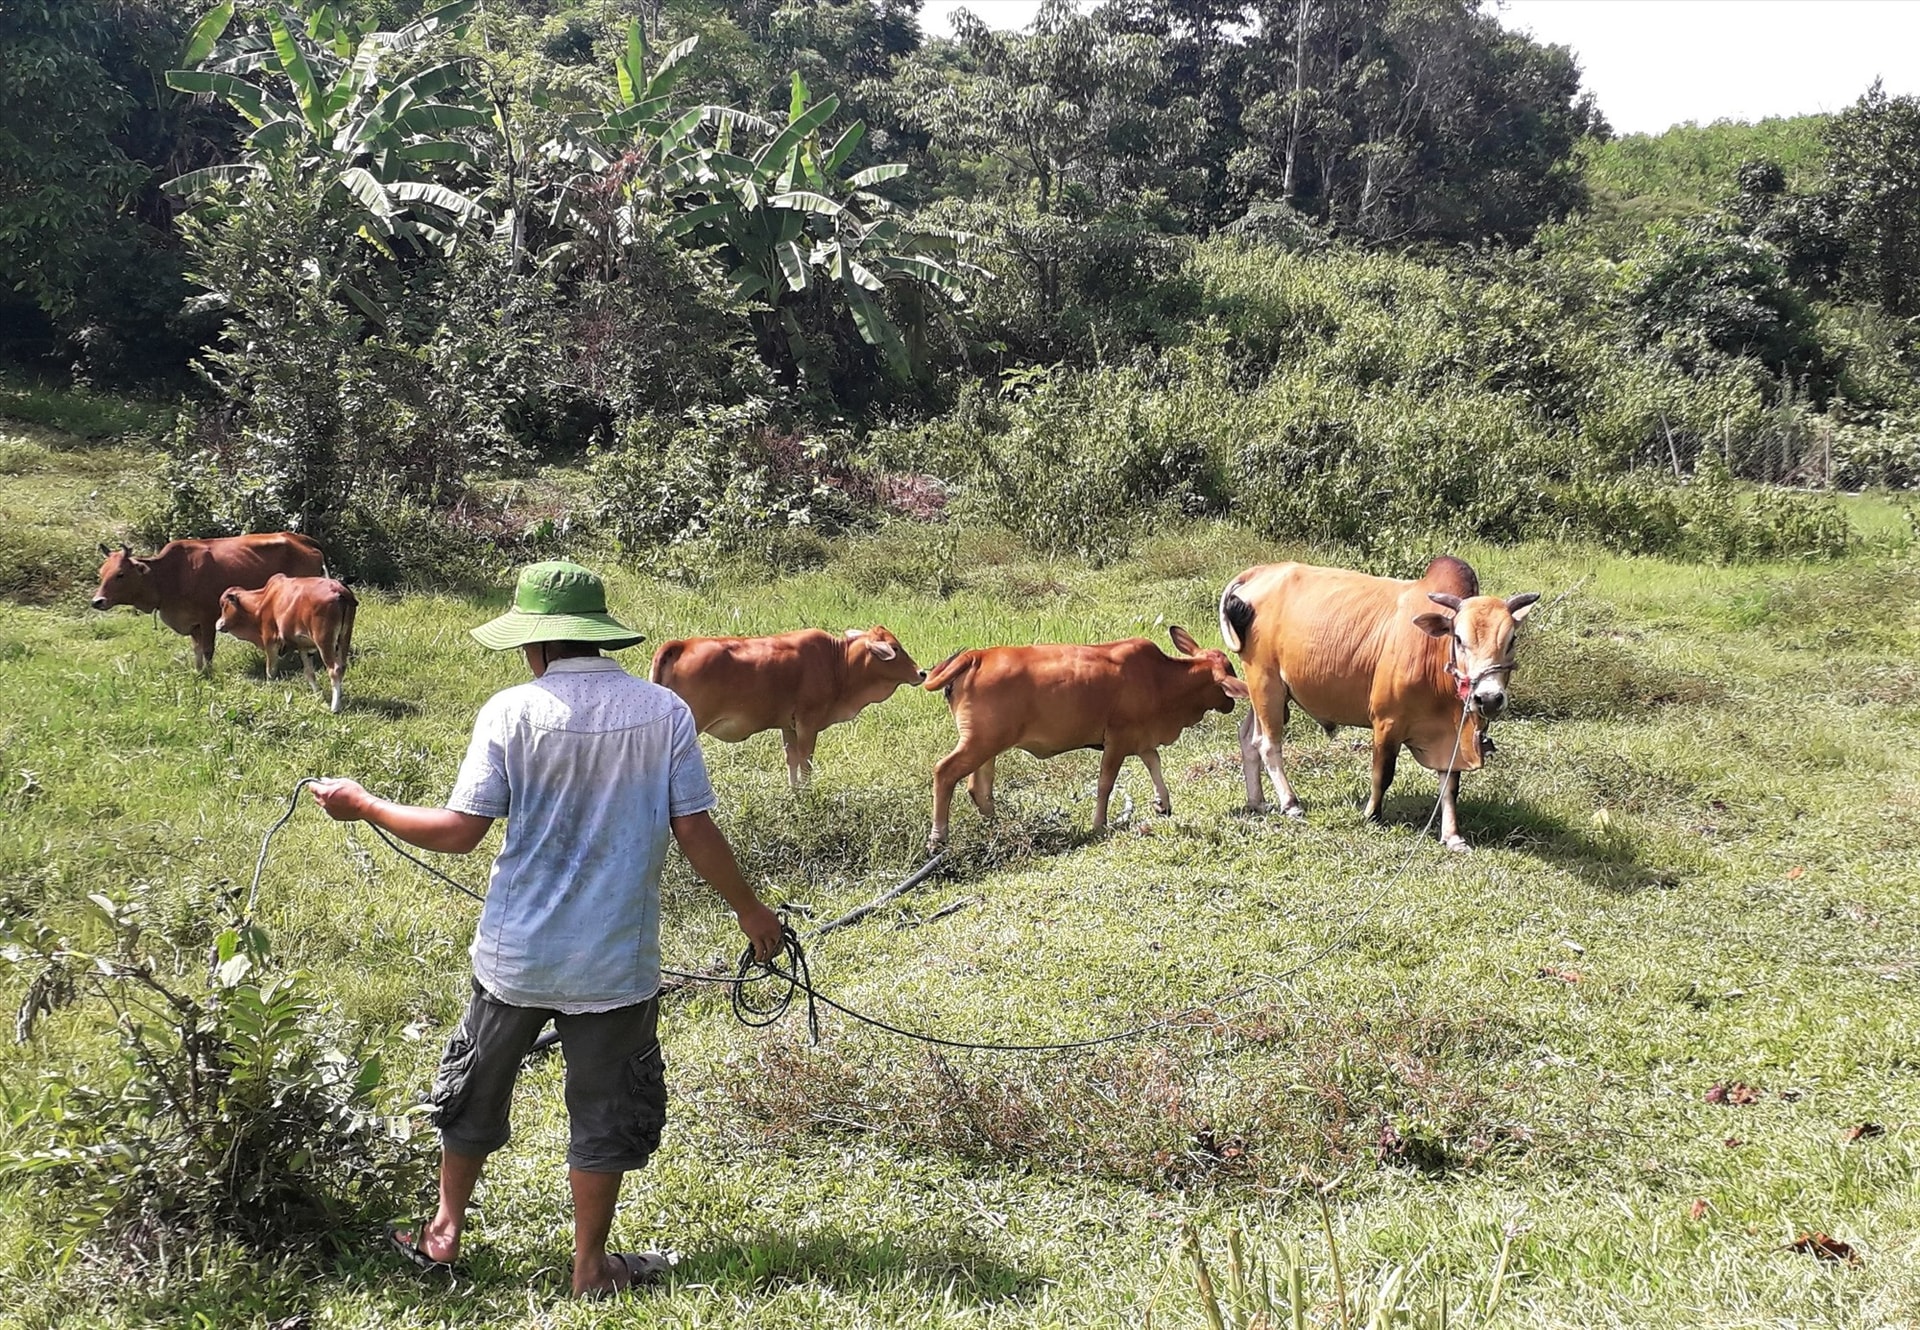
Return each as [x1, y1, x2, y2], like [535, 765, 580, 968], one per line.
[1, 418, 1919, 1327]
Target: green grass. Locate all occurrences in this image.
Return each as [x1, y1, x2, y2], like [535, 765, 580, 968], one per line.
[3, 430, 1920, 1328]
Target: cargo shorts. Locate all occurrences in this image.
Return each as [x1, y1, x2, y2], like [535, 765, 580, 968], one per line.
[429, 979, 666, 1174]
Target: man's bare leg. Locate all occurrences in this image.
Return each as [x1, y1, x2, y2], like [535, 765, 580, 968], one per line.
[398, 1148, 484, 1263]
[570, 1167, 628, 1296]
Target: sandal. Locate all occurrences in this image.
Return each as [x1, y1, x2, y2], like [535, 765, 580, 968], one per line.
[387, 1221, 458, 1274]
[577, 1250, 677, 1298]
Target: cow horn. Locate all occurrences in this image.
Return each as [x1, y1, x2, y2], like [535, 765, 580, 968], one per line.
[1427, 592, 1463, 611]
[120, 543, 132, 555]
[99, 542, 113, 557]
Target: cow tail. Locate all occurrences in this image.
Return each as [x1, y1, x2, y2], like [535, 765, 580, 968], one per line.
[920, 648, 978, 696]
[649, 641, 684, 687]
[334, 586, 357, 662]
[1219, 576, 1256, 655]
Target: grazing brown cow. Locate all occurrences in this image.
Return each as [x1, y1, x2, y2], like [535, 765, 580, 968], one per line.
[921, 626, 1248, 849]
[1218, 555, 1538, 851]
[215, 574, 359, 713]
[650, 627, 925, 786]
[92, 533, 326, 671]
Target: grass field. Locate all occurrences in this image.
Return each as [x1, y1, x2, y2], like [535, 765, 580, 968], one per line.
[3, 414, 1919, 1328]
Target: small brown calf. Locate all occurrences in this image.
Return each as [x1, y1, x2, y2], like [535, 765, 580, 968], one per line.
[215, 574, 358, 713]
[921, 626, 1247, 848]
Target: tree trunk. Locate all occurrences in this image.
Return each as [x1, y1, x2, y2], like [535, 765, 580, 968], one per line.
[1282, 0, 1311, 203]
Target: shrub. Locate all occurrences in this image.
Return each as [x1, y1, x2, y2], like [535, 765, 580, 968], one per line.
[588, 406, 875, 574]
[1833, 412, 1920, 489]
[1543, 455, 1854, 561]
[0, 889, 428, 1265]
[160, 170, 570, 581]
[1231, 379, 1550, 563]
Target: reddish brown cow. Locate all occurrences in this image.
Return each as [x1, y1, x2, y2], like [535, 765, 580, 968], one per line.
[921, 626, 1247, 848]
[1218, 555, 1538, 851]
[92, 533, 326, 671]
[215, 575, 358, 713]
[651, 627, 926, 786]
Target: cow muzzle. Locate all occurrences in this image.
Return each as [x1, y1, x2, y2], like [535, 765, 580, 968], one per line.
[1473, 685, 1507, 717]
[90, 596, 108, 611]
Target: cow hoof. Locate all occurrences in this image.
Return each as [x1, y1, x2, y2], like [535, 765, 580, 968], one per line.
[1282, 802, 1305, 820]
[1443, 836, 1472, 854]
[1153, 803, 1173, 817]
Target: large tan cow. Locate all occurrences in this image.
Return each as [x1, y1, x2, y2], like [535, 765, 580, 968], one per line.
[921, 626, 1248, 849]
[651, 627, 925, 786]
[215, 575, 358, 713]
[1218, 555, 1537, 851]
[92, 533, 326, 671]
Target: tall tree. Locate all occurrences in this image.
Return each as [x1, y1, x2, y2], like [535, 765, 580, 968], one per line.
[1821, 81, 1920, 317]
[1234, 0, 1599, 242]
[0, 0, 233, 376]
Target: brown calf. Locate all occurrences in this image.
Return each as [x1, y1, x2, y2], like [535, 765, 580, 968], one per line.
[92, 533, 326, 671]
[921, 626, 1247, 849]
[215, 574, 358, 713]
[651, 627, 925, 786]
[1218, 555, 1538, 851]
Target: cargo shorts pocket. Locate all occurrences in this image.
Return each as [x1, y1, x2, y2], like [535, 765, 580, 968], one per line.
[617, 1044, 669, 1164]
[428, 1033, 478, 1131]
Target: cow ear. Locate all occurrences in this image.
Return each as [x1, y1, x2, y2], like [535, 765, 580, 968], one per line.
[1427, 592, 1463, 611]
[866, 636, 897, 662]
[1413, 611, 1454, 638]
[844, 628, 864, 640]
[1168, 625, 1200, 656]
[1219, 674, 1250, 700]
[1506, 592, 1541, 622]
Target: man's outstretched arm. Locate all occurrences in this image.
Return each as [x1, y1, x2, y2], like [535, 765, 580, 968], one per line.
[310, 778, 493, 854]
[671, 811, 782, 963]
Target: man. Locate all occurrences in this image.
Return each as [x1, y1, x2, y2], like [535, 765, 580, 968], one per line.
[309, 561, 783, 1299]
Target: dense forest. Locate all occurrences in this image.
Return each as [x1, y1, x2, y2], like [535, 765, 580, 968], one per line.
[4, 0, 1918, 580]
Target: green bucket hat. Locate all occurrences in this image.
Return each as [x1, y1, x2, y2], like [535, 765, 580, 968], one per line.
[470, 561, 644, 651]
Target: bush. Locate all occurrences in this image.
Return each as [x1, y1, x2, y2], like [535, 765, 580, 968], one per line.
[1, 890, 427, 1264]
[160, 169, 572, 582]
[1544, 455, 1855, 561]
[588, 406, 876, 574]
[963, 359, 1230, 565]
[1833, 412, 1920, 489]
[1231, 379, 1551, 563]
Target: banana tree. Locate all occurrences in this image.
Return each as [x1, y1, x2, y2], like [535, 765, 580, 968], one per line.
[532, 20, 786, 282]
[532, 21, 731, 277]
[163, 0, 492, 272]
[662, 73, 984, 383]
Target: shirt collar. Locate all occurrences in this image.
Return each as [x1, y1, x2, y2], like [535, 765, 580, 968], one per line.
[541, 655, 627, 676]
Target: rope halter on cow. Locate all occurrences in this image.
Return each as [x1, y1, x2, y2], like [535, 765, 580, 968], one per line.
[1430, 593, 1513, 715]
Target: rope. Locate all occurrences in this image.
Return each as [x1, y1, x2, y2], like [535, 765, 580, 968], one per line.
[243, 708, 1470, 1053]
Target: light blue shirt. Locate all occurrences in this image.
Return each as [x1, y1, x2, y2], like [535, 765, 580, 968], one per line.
[446, 656, 716, 1013]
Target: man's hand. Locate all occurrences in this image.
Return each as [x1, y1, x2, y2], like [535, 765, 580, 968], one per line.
[310, 777, 376, 822]
[307, 779, 493, 853]
[736, 901, 784, 966]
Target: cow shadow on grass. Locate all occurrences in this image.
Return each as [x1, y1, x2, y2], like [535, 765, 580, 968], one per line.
[225, 657, 421, 718]
[1374, 789, 1674, 895]
[342, 695, 423, 719]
